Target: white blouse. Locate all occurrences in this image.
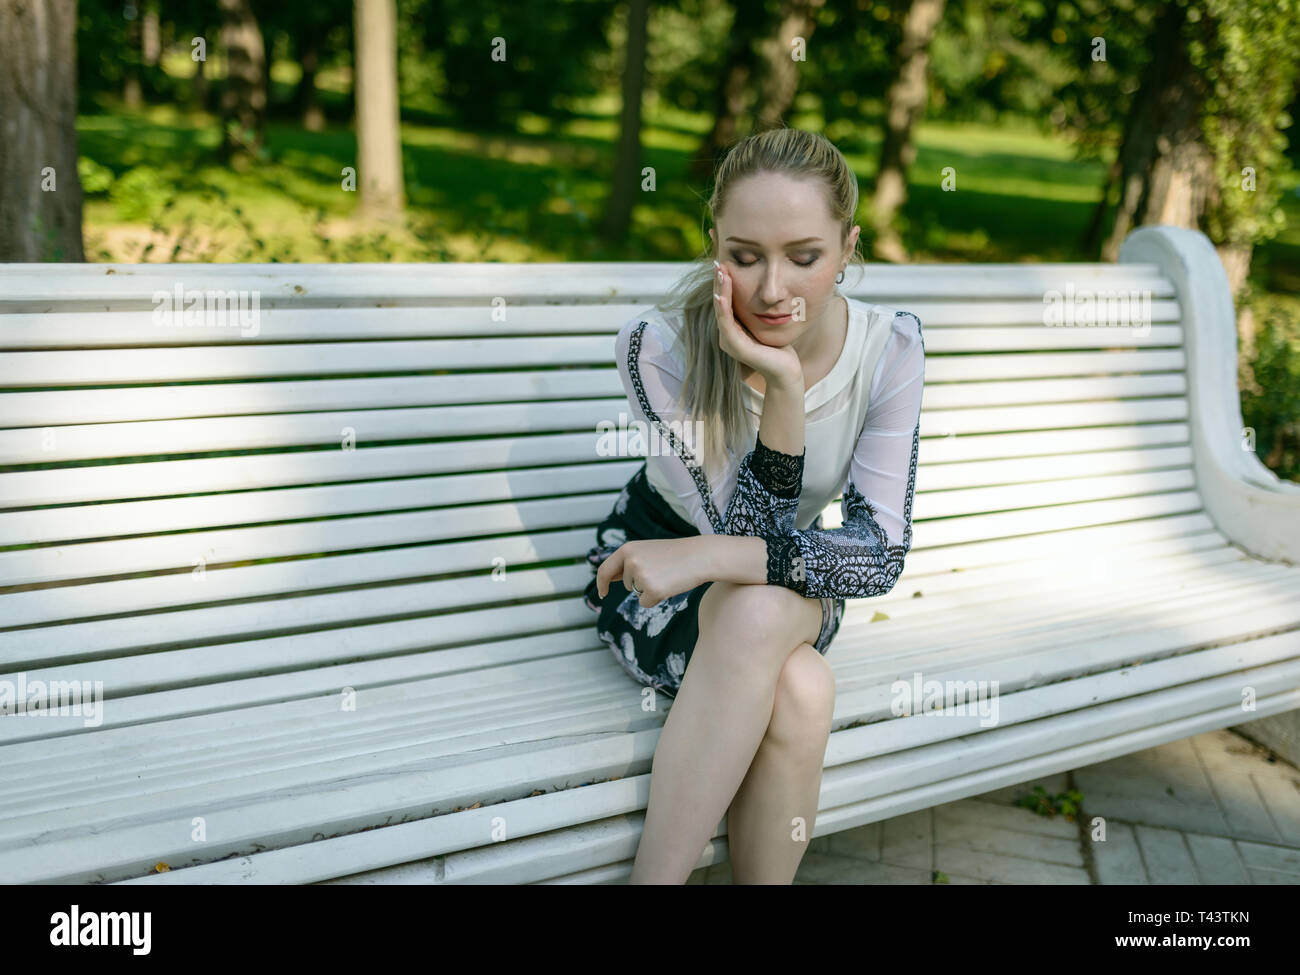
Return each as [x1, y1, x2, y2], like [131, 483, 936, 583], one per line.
[612, 293, 925, 599]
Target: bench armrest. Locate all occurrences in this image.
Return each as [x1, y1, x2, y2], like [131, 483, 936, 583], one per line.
[1120, 225, 1300, 565]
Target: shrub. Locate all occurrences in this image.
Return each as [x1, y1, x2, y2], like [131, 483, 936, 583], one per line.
[77, 157, 114, 196]
[1240, 293, 1300, 483]
[109, 166, 173, 222]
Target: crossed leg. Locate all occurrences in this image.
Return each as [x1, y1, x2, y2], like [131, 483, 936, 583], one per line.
[725, 640, 836, 883]
[628, 580, 835, 884]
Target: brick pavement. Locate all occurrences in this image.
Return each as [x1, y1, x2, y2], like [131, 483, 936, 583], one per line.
[685, 728, 1300, 884]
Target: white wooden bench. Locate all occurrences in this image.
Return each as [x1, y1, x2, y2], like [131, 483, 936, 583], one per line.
[1, 224, 1297, 885]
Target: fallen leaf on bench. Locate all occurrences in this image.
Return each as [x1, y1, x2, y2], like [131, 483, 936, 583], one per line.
[870, 611, 890, 622]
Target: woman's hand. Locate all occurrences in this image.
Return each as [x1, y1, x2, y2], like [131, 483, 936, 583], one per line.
[714, 262, 803, 389]
[596, 537, 704, 608]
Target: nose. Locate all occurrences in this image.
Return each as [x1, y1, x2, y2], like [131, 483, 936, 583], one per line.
[757, 264, 789, 305]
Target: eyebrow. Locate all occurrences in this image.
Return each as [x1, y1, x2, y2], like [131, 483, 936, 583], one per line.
[725, 236, 824, 247]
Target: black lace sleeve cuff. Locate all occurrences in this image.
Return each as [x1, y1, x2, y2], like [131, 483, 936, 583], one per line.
[752, 432, 805, 499]
[763, 532, 807, 596]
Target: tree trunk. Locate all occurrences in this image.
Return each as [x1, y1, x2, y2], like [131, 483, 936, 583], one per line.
[262, 28, 275, 114]
[297, 23, 325, 131]
[1100, 0, 1214, 262]
[867, 0, 945, 264]
[754, 0, 825, 131]
[602, 0, 649, 244]
[124, 3, 142, 107]
[0, 0, 85, 262]
[353, 0, 404, 220]
[690, 5, 773, 181]
[1078, 148, 1124, 258]
[142, 1, 160, 66]
[218, 0, 266, 162]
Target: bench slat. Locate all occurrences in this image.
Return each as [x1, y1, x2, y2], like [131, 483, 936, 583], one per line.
[0, 296, 1183, 347]
[0, 463, 636, 546]
[0, 397, 1190, 470]
[0, 396, 1190, 466]
[0, 262, 1177, 307]
[0, 371, 623, 425]
[0, 328, 1183, 390]
[0, 434, 612, 506]
[1, 424, 1193, 508]
[1, 445, 1194, 548]
[0, 369, 1188, 427]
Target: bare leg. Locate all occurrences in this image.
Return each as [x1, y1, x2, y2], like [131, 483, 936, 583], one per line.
[628, 582, 824, 884]
[726, 643, 836, 884]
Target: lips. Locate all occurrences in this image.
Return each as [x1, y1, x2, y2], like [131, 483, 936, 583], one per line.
[755, 312, 792, 324]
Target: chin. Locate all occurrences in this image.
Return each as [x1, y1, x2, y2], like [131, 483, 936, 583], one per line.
[745, 319, 799, 346]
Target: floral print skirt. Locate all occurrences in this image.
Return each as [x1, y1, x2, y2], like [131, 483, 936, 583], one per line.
[582, 463, 845, 700]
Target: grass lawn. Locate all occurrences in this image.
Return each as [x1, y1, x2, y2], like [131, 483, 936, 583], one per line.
[79, 91, 1299, 276]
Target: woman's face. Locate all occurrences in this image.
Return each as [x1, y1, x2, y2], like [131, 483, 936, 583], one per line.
[709, 172, 859, 348]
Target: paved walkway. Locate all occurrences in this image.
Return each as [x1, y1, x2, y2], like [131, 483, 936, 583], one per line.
[687, 728, 1300, 884]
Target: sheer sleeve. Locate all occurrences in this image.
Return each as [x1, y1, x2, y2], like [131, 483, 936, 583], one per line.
[615, 315, 807, 537]
[760, 310, 926, 598]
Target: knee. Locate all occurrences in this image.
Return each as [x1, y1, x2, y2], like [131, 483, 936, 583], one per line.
[698, 580, 811, 655]
[766, 644, 836, 751]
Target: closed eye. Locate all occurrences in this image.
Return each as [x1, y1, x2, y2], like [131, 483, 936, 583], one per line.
[732, 253, 819, 268]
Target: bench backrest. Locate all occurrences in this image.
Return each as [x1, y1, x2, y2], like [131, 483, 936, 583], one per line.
[0, 261, 1197, 696]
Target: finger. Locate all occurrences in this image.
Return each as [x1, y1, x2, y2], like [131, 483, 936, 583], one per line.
[597, 549, 623, 598]
[714, 280, 738, 340]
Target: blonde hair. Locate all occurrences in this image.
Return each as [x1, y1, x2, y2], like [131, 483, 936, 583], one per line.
[654, 126, 866, 484]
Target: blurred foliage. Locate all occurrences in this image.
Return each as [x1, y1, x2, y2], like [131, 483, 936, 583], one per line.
[1241, 292, 1300, 481]
[403, 0, 618, 130]
[1193, 0, 1297, 253]
[77, 157, 115, 196]
[108, 166, 174, 221]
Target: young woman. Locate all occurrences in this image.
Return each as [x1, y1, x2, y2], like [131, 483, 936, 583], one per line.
[582, 127, 926, 884]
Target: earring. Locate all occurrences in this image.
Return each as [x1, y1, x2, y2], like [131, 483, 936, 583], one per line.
[836, 269, 845, 284]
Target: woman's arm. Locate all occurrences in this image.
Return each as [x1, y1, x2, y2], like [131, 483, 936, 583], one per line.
[687, 533, 771, 585]
[616, 316, 809, 536]
[755, 376, 806, 458]
[759, 311, 926, 599]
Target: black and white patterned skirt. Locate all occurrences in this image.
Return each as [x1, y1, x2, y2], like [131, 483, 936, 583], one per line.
[582, 464, 844, 699]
